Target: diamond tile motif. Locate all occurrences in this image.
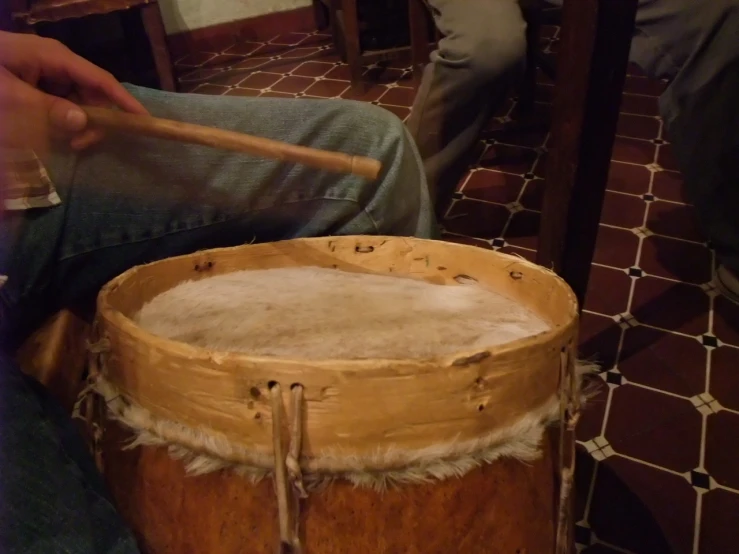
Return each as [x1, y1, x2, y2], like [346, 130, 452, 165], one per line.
[700, 281, 719, 298]
[168, 25, 739, 554]
[575, 524, 594, 546]
[690, 469, 712, 490]
[582, 436, 616, 461]
[615, 312, 639, 329]
[604, 369, 624, 386]
[505, 201, 524, 214]
[631, 226, 654, 238]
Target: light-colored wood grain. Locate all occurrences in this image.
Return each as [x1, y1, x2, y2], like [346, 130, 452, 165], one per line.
[82, 106, 382, 180]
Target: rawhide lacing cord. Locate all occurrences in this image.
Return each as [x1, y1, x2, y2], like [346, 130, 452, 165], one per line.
[555, 345, 581, 554]
[72, 332, 111, 473]
[269, 382, 307, 554]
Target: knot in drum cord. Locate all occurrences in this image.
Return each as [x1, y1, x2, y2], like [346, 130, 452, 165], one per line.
[555, 346, 581, 554]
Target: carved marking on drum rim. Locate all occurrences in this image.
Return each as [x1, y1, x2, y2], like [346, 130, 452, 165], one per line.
[454, 274, 477, 284]
[451, 351, 491, 367]
[194, 260, 215, 272]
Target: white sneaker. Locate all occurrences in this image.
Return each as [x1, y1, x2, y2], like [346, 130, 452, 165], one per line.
[715, 265, 739, 305]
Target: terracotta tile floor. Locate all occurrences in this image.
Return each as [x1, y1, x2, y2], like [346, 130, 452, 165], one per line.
[173, 28, 739, 554]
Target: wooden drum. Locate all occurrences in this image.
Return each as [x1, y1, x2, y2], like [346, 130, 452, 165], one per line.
[81, 236, 584, 554]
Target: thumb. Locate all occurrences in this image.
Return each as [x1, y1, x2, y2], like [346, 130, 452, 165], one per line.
[45, 95, 88, 135]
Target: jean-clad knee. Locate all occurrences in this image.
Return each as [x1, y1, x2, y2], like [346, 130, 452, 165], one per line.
[0, 90, 436, 347]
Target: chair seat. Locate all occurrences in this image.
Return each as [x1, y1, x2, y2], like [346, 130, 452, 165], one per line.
[16, 0, 155, 25]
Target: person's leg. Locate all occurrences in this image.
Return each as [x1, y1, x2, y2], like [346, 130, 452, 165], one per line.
[0, 88, 436, 347]
[0, 353, 140, 554]
[406, 0, 527, 206]
[626, 0, 739, 290]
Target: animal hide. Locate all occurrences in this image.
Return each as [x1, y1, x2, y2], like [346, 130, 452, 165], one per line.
[92, 362, 597, 491]
[135, 267, 551, 359]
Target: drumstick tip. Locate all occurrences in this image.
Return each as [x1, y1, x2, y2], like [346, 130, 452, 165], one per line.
[351, 156, 382, 180]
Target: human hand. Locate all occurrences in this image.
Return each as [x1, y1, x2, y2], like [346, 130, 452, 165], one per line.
[0, 31, 148, 152]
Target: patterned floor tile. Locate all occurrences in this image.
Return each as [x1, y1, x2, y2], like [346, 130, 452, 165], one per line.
[600, 191, 647, 229]
[713, 297, 739, 347]
[589, 456, 696, 554]
[606, 385, 702, 472]
[705, 411, 739, 490]
[618, 326, 707, 397]
[584, 266, 632, 317]
[710, 347, 739, 411]
[443, 199, 509, 239]
[620, 92, 661, 116]
[631, 277, 710, 335]
[612, 136, 657, 165]
[169, 28, 739, 554]
[646, 200, 703, 242]
[651, 169, 687, 203]
[592, 226, 640, 269]
[616, 113, 661, 140]
[700, 489, 739, 554]
[606, 161, 652, 196]
[638, 235, 712, 284]
[657, 143, 680, 171]
[461, 170, 525, 204]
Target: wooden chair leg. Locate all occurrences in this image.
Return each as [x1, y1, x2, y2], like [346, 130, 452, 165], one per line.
[408, 0, 431, 85]
[340, 0, 363, 92]
[537, 0, 638, 308]
[313, 0, 330, 30]
[140, 3, 176, 92]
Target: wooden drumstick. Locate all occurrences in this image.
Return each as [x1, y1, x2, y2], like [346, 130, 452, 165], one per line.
[81, 106, 383, 180]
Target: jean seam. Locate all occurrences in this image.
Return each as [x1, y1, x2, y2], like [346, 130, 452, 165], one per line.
[361, 206, 382, 235]
[58, 196, 365, 262]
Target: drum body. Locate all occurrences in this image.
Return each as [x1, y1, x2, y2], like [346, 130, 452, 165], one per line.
[86, 235, 582, 554]
[102, 420, 558, 554]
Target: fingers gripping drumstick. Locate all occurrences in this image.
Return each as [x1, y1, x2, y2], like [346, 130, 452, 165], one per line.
[82, 106, 383, 180]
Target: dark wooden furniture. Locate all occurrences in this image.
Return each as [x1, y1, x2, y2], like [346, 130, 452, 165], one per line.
[313, 0, 330, 30]
[538, 0, 638, 307]
[9, 0, 176, 92]
[326, 0, 435, 90]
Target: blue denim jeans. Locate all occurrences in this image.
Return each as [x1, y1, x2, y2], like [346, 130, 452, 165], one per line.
[0, 87, 436, 553]
[1, 85, 436, 347]
[0, 355, 140, 554]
